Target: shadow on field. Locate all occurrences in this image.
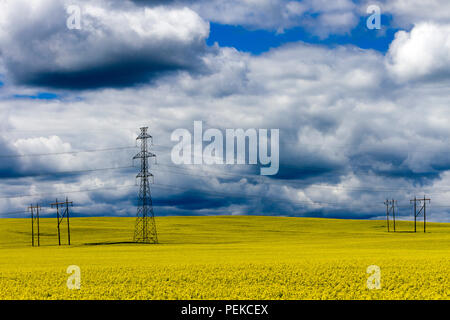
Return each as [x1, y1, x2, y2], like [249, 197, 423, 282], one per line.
[82, 241, 147, 246]
[389, 231, 418, 233]
[82, 241, 161, 246]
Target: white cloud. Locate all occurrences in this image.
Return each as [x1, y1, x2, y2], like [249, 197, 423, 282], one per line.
[160, 0, 359, 37]
[386, 23, 450, 82]
[381, 0, 450, 26]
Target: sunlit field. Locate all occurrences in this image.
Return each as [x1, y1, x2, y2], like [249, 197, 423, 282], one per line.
[0, 216, 449, 299]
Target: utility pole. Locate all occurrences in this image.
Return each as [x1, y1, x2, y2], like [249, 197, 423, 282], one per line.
[392, 199, 396, 232]
[410, 196, 430, 233]
[51, 197, 73, 245]
[384, 199, 390, 232]
[384, 199, 396, 232]
[53, 199, 61, 245]
[28, 204, 40, 247]
[133, 127, 158, 244]
[30, 204, 34, 246]
[65, 197, 71, 245]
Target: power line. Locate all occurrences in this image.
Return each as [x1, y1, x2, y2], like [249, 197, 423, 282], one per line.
[152, 141, 450, 156]
[2, 141, 449, 181]
[154, 164, 449, 194]
[0, 165, 134, 180]
[0, 146, 137, 159]
[3, 153, 448, 195]
[2, 154, 448, 195]
[0, 164, 397, 201]
[1, 164, 450, 206]
[0, 179, 366, 216]
[2, 127, 138, 133]
[0, 184, 136, 200]
[5, 129, 450, 156]
[1, 179, 448, 219]
[1, 153, 450, 217]
[152, 145, 447, 179]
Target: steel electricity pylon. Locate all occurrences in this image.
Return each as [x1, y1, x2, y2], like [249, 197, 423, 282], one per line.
[133, 127, 158, 243]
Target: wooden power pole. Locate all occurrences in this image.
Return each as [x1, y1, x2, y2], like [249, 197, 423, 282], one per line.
[51, 197, 73, 245]
[28, 204, 40, 247]
[410, 196, 430, 233]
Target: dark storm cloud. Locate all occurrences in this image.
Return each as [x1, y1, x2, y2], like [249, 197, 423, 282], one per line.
[0, 139, 22, 179]
[153, 190, 245, 210]
[0, 0, 210, 89]
[20, 54, 195, 90]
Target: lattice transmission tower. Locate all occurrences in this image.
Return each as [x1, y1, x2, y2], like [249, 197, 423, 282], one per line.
[133, 127, 158, 243]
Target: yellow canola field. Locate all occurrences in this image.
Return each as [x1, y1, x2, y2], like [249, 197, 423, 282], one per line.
[0, 216, 449, 299]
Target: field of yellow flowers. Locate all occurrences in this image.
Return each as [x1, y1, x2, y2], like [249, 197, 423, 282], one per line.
[0, 216, 449, 299]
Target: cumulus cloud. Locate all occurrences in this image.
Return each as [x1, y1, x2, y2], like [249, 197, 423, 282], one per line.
[386, 22, 450, 82]
[0, 0, 210, 89]
[132, 0, 359, 37]
[380, 0, 450, 27]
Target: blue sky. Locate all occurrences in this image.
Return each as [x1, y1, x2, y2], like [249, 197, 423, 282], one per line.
[1, 0, 450, 222]
[207, 15, 400, 55]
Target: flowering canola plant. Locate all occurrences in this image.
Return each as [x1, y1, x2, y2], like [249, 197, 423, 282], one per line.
[0, 216, 448, 299]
